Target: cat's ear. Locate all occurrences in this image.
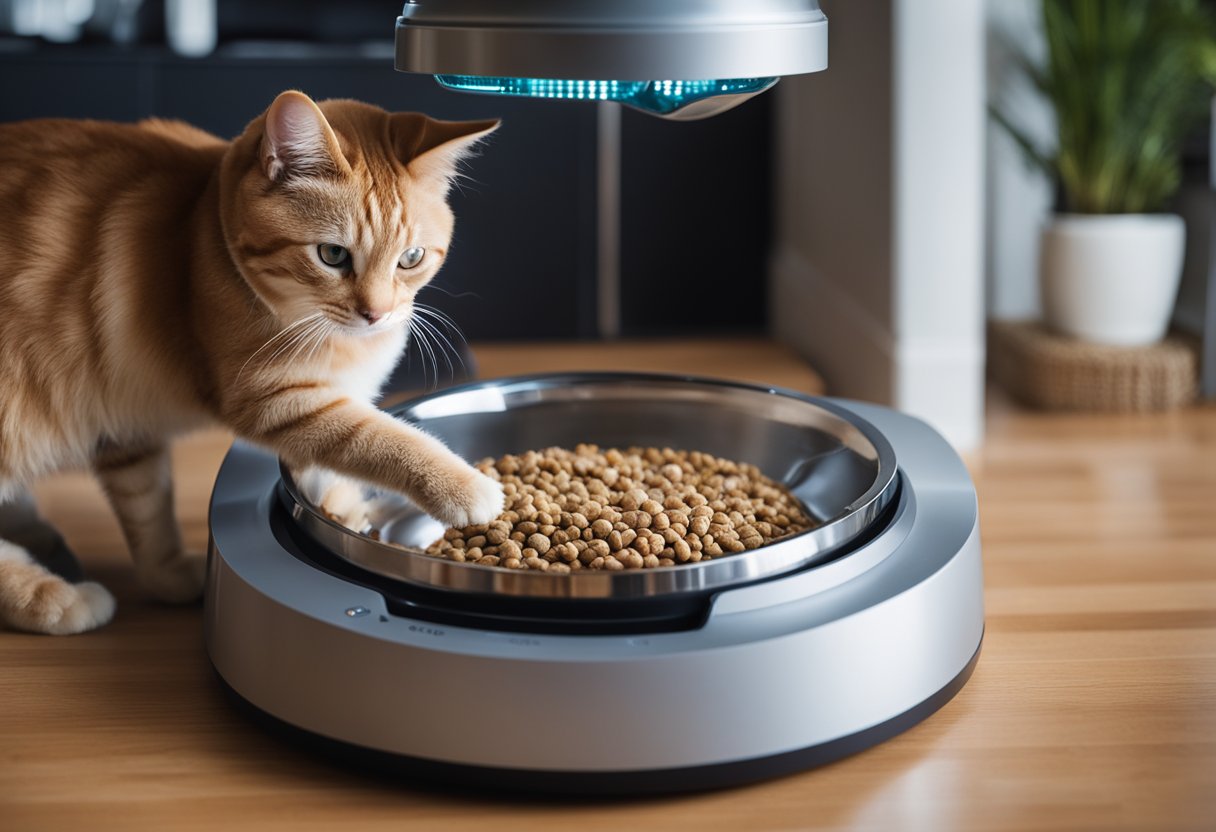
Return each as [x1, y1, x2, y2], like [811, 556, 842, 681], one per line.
[261, 91, 348, 182]
[392, 115, 501, 188]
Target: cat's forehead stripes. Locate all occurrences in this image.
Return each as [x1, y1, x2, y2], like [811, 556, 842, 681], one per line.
[281, 179, 351, 232]
[355, 180, 410, 251]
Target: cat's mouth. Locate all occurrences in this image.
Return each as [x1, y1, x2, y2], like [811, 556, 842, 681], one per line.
[328, 312, 404, 338]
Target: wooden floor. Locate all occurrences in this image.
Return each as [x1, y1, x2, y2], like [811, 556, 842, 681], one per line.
[3, 340, 1214, 832]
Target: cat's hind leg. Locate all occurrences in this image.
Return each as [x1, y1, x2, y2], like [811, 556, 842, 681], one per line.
[0, 538, 115, 635]
[94, 443, 205, 604]
[0, 488, 83, 582]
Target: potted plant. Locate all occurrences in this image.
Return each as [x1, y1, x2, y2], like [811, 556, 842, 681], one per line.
[994, 0, 1216, 346]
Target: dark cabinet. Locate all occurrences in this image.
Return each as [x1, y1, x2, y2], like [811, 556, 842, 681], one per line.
[0, 43, 771, 341]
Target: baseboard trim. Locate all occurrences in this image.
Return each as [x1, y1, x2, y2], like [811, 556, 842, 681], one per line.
[770, 247, 985, 450]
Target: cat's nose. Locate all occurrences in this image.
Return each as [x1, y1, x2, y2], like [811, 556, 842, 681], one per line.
[359, 309, 385, 325]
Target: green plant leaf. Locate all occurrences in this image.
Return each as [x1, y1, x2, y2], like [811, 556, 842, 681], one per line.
[989, 105, 1054, 175]
[990, 0, 1216, 214]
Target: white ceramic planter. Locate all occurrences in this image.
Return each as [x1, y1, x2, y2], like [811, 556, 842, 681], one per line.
[1040, 213, 1186, 346]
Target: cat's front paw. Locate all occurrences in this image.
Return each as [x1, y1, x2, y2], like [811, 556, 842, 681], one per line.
[318, 478, 372, 531]
[8, 579, 116, 635]
[137, 553, 206, 604]
[424, 470, 505, 528]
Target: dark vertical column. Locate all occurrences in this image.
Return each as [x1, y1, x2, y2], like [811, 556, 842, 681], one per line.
[617, 94, 775, 337]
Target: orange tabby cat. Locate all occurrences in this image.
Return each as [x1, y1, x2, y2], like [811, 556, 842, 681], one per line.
[0, 91, 505, 635]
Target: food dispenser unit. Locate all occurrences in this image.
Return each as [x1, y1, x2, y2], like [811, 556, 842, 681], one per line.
[394, 0, 830, 119]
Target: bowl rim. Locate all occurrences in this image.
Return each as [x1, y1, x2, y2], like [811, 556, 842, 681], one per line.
[279, 371, 900, 601]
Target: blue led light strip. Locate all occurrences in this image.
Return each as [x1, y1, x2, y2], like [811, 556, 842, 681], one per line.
[435, 75, 778, 116]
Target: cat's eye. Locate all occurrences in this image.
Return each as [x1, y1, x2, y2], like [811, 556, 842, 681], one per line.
[399, 247, 426, 270]
[318, 244, 350, 268]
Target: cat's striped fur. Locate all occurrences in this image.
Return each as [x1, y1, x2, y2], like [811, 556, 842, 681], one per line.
[0, 91, 504, 634]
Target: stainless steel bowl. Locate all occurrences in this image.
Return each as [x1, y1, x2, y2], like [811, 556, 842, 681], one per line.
[280, 373, 899, 600]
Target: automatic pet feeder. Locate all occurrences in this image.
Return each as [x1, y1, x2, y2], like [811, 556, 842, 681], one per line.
[204, 2, 983, 794]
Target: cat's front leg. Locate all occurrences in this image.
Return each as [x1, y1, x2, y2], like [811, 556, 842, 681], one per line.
[93, 442, 205, 603]
[235, 391, 503, 527]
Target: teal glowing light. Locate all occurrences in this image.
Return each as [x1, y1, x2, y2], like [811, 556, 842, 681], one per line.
[435, 75, 779, 117]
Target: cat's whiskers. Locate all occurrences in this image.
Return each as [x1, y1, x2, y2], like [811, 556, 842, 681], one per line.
[236, 312, 324, 380]
[409, 319, 441, 389]
[263, 323, 316, 366]
[293, 323, 324, 365]
[272, 315, 330, 366]
[414, 306, 470, 379]
[262, 314, 329, 368]
[424, 318, 464, 382]
[275, 320, 319, 366]
[413, 314, 465, 378]
[412, 317, 452, 390]
[415, 303, 468, 343]
[297, 318, 337, 365]
[412, 315, 456, 377]
[405, 321, 429, 387]
[422, 283, 481, 301]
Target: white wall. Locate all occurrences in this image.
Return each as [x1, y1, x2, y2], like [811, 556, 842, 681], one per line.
[986, 0, 1052, 320]
[772, 0, 894, 406]
[771, 0, 987, 450]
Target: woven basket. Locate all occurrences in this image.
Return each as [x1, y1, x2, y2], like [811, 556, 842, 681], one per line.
[988, 321, 1197, 413]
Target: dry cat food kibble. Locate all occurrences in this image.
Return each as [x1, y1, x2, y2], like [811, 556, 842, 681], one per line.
[418, 445, 815, 571]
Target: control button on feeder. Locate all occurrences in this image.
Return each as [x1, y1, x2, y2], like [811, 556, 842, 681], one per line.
[345, 606, 371, 618]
